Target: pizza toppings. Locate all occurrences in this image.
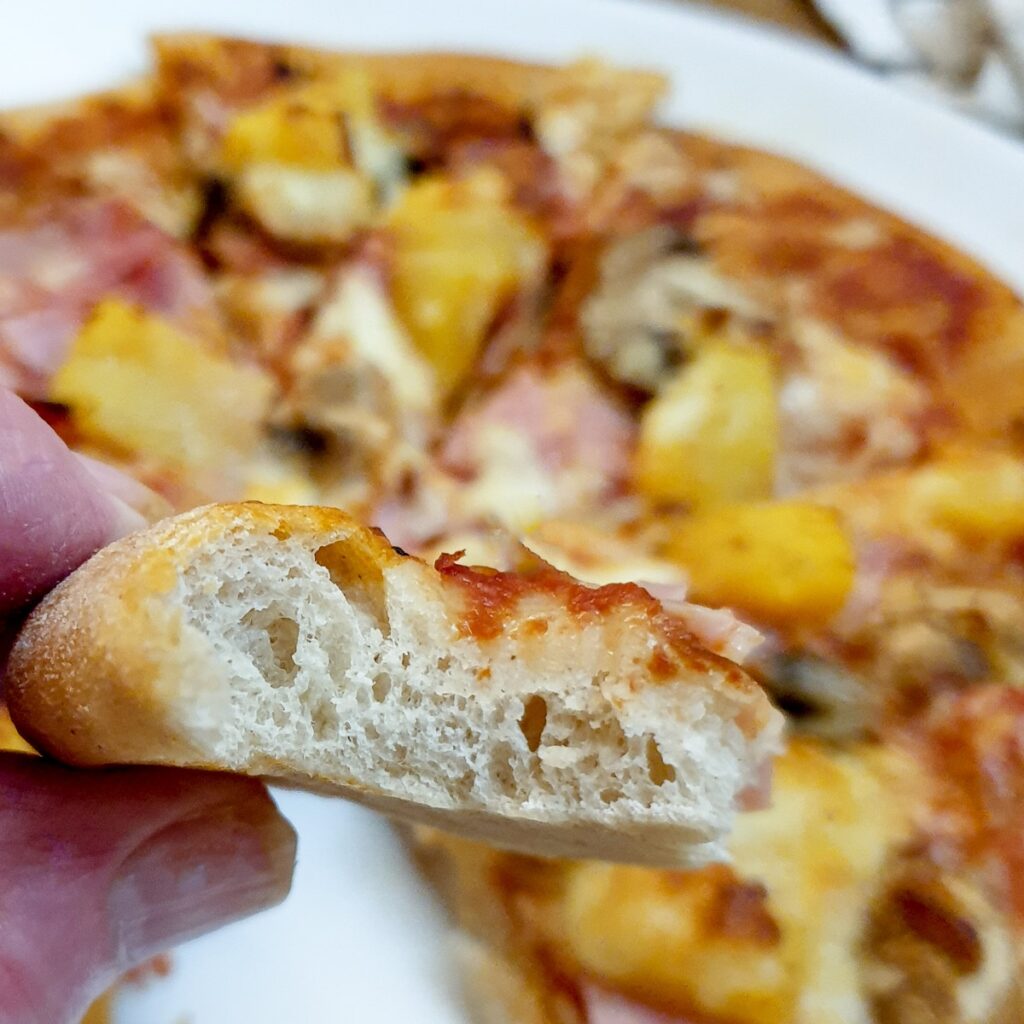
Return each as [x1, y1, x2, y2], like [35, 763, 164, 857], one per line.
[219, 73, 365, 172]
[433, 546, 764, 697]
[532, 59, 666, 201]
[748, 652, 873, 742]
[776, 319, 931, 494]
[268, 260, 438, 505]
[382, 89, 530, 171]
[634, 340, 778, 509]
[921, 688, 1024, 925]
[556, 861, 788, 1024]
[387, 170, 546, 395]
[434, 549, 661, 643]
[0, 198, 218, 396]
[215, 70, 405, 245]
[233, 163, 374, 245]
[442, 361, 635, 529]
[903, 450, 1024, 544]
[582, 226, 768, 393]
[661, 502, 855, 629]
[50, 299, 272, 474]
[77, 146, 202, 239]
[0, 80, 203, 238]
[860, 856, 1018, 1024]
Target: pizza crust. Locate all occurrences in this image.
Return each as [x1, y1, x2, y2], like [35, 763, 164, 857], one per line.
[6, 502, 780, 867]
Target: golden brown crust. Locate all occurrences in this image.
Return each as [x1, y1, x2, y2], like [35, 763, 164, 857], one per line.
[153, 33, 566, 109]
[6, 502, 375, 766]
[8, 501, 767, 770]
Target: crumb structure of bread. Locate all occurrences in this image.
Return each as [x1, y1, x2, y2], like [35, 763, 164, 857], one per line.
[7, 502, 780, 866]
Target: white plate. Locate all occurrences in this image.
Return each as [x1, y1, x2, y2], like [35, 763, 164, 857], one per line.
[5, 2, 1024, 1021]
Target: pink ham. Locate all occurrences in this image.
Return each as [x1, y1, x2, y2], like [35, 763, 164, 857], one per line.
[640, 579, 763, 666]
[441, 361, 635, 506]
[0, 198, 218, 396]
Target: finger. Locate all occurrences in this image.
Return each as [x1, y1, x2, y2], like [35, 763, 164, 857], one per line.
[0, 389, 146, 615]
[73, 452, 171, 525]
[0, 754, 296, 1024]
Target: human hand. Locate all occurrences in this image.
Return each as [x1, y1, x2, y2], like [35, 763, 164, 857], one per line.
[0, 389, 297, 1024]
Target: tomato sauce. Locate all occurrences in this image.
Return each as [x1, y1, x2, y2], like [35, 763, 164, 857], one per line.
[434, 549, 659, 642]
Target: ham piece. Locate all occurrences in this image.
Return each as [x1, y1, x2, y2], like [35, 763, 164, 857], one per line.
[0, 198, 216, 396]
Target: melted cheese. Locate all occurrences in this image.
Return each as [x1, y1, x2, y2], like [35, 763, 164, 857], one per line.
[83, 149, 202, 238]
[554, 741, 922, 1024]
[454, 424, 577, 531]
[236, 164, 374, 244]
[777, 320, 927, 494]
[731, 743, 917, 1024]
[311, 265, 436, 414]
[219, 68, 407, 240]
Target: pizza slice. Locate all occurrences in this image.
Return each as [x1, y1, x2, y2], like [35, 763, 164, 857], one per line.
[6, 502, 780, 866]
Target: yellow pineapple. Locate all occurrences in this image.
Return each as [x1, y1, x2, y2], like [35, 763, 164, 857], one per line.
[636, 342, 777, 508]
[51, 300, 272, 470]
[388, 171, 545, 394]
[664, 501, 855, 626]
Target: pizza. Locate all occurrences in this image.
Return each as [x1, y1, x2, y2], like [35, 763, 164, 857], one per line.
[2, 33, 1024, 1024]
[7, 501, 780, 866]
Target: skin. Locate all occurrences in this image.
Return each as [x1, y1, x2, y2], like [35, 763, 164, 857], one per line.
[0, 389, 298, 1024]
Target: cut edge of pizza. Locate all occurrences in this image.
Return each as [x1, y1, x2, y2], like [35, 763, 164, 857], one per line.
[6, 501, 781, 868]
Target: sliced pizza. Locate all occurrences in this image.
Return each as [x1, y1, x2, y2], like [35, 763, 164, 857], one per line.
[6, 502, 780, 867]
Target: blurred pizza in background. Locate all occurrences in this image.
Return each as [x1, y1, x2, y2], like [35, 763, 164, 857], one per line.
[2, 31, 1024, 1024]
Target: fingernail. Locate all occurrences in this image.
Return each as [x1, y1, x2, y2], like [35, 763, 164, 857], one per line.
[107, 789, 296, 968]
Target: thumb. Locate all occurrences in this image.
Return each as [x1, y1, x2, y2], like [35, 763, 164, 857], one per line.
[0, 754, 296, 1024]
[0, 388, 163, 616]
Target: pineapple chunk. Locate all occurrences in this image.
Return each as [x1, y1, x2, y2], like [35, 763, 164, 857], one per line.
[908, 450, 1024, 541]
[222, 70, 375, 172]
[388, 172, 546, 395]
[51, 300, 272, 469]
[636, 342, 777, 508]
[221, 70, 405, 243]
[560, 862, 789, 1024]
[664, 501, 855, 626]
